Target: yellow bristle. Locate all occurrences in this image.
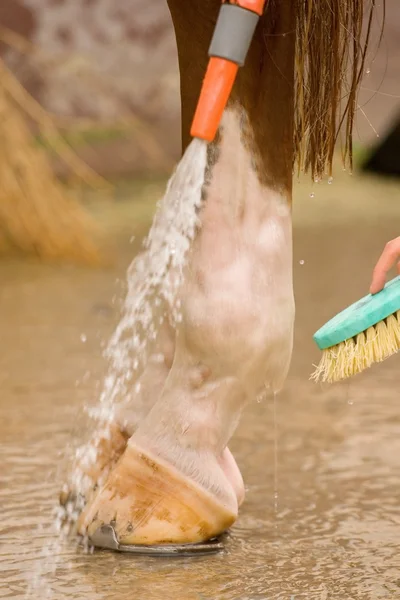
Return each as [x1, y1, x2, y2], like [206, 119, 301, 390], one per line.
[311, 312, 400, 384]
[344, 338, 356, 379]
[379, 319, 398, 359]
[389, 312, 400, 346]
[333, 342, 347, 382]
[386, 314, 400, 354]
[365, 326, 378, 367]
[354, 331, 367, 373]
[310, 346, 336, 383]
[374, 321, 387, 362]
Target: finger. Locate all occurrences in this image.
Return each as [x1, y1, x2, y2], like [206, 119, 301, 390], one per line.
[370, 240, 400, 294]
[370, 246, 400, 293]
[370, 272, 387, 295]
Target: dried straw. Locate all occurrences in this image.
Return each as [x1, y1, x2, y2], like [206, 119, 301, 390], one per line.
[0, 58, 105, 265]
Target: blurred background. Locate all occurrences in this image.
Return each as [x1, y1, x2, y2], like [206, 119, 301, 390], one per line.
[0, 0, 398, 181]
[0, 0, 181, 181]
[1, 2, 400, 599]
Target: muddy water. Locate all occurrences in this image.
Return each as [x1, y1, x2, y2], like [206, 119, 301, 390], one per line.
[1, 171, 400, 600]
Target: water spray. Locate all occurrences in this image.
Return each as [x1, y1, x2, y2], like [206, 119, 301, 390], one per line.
[58, 0, 269, 561]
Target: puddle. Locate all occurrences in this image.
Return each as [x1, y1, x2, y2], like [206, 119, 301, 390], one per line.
[1, 171, 400, 600]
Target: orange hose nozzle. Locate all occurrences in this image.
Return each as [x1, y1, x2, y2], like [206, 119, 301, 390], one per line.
[230, 0, 265, 16]
[190, 57, 238, 143]
[190, 0, 267, 143]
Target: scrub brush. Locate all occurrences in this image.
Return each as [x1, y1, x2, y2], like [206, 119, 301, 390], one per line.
[311, 275, 400, 383]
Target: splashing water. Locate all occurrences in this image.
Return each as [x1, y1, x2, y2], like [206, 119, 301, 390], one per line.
[26, 138, 208, 598]
[70, 137, 207, 507]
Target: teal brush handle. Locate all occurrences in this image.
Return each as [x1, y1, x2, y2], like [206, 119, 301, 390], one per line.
[313, 275, 400, 350]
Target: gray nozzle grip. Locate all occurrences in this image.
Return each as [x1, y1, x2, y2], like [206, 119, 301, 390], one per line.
[208, 4, 260, 67]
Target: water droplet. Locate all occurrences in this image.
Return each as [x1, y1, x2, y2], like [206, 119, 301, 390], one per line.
[134, 382, 141, 393]
[309, 192, 315, 198]
[328, 177, 333, 185]
[366, 67, 371, 74]
[348, 399, 354, 406]
[299, 260, 305, 265]
[129, 235, 135, 243]
[53, 138, 208, 579]
[80, 334, 87, 343]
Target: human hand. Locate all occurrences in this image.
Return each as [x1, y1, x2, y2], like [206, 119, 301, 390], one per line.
[370, 236, 400, 294]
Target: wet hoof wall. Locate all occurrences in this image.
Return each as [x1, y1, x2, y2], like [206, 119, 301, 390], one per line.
[87, 524, 226, 557]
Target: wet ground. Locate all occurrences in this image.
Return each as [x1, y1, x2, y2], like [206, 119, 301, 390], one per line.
[1, 168, 400, 600]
